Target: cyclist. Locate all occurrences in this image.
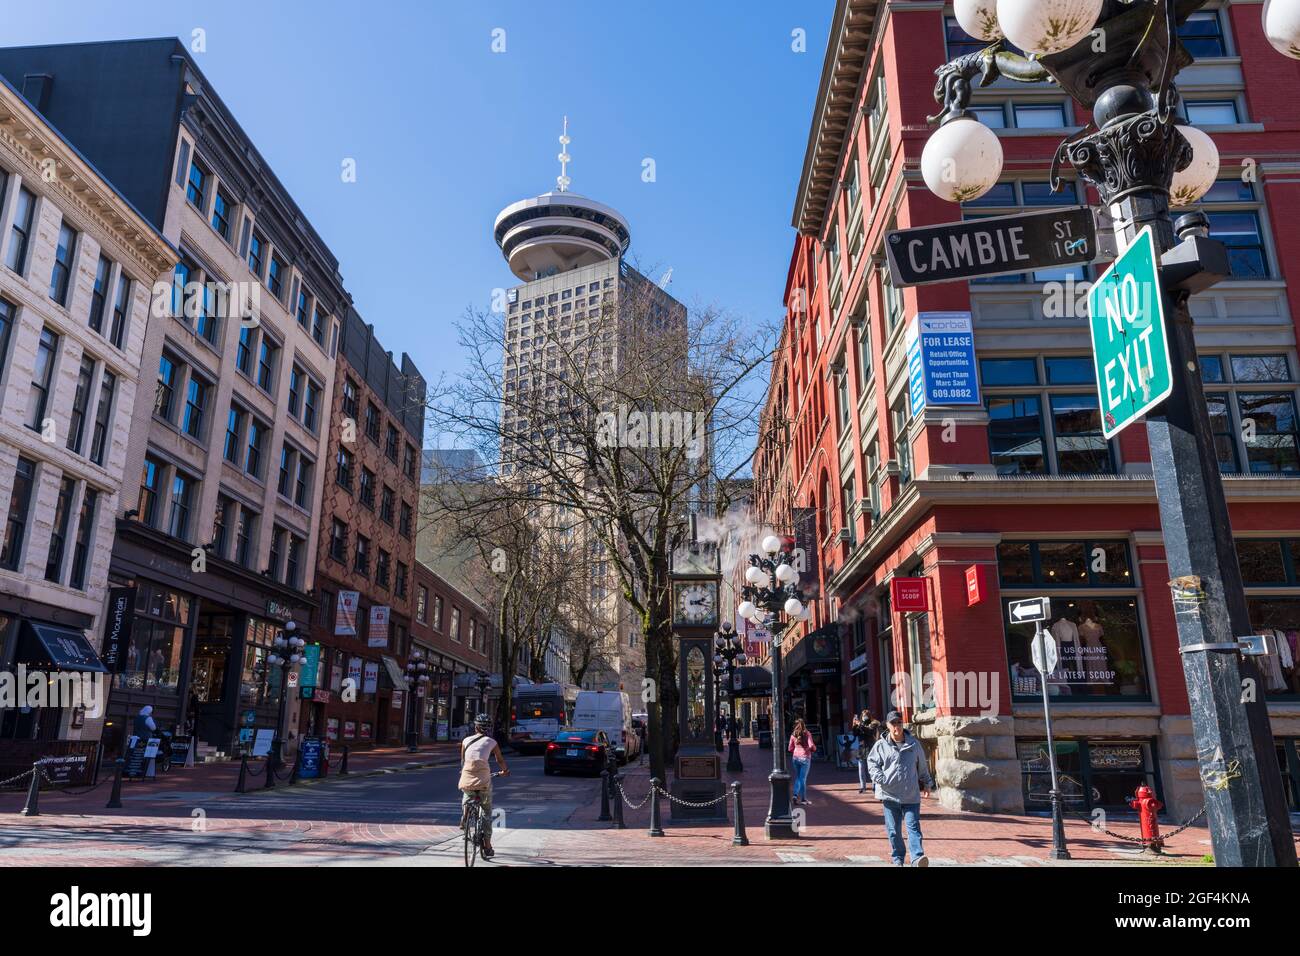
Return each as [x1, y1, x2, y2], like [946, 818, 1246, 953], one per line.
[458, 714, 509, 858]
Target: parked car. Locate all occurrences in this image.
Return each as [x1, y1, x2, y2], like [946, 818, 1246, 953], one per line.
[544, 729, 612, 776]
[574, 690, 639, 764]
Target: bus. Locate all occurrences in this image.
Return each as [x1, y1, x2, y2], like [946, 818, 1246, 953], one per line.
[509, 682, 579, 754]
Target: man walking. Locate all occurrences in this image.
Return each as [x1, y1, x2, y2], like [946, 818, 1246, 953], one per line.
[866, 711, 935, 867]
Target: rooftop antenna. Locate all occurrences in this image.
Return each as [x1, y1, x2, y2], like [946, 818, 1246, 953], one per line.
[556, 116, 571, 193]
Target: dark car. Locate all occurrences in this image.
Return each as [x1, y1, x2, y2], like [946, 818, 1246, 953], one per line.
[544, 729, 612, 777]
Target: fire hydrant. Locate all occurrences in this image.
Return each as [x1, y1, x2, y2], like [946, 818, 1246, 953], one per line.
[1128, 783, 1164, 853]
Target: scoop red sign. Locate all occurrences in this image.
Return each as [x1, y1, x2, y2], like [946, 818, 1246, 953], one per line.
[890, 577, 929, 612]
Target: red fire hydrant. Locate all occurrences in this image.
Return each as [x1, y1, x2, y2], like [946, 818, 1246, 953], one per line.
[1128, 783, 1164, 853]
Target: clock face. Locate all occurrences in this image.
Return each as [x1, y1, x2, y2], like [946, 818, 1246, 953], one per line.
[674, 581, 718, 627]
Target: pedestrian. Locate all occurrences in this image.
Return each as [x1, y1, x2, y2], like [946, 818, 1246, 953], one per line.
[788, 717, 816, 805]
[866, 710, 935, 867]
[129, 704, 156, 750]
[851, 709, 881, 794]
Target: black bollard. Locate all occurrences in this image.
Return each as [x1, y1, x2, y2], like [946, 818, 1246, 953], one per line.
[731, 781, 749, 846]
[598, 769, 612, 821]
[235, 754, 249, 793]
[339, 745, 350, 775]
[106, 759, 125, 809]
[613, 772, 626, 829]
[262, 748, 276, 790]
[19, 761, 41, 817]
[288, 748, 302, 786]
[648, 776, 665, 837]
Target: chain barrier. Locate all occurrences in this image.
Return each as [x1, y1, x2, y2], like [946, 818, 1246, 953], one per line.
[614, 778, 655, 811]
[1065, 803, 1208, 847]
[0, 768, 35, 790]
[653, 783, 730, 809]
[244, 760, 266, 778]
[37, 767, 114, 797]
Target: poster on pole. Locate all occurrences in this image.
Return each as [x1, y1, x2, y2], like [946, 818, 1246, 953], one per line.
[336, 591, 359, 636]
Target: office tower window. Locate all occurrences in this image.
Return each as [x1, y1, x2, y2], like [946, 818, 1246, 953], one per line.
[182, 373, 209, 440]
[278, 444, 295, 497]
[311, 305, 325, 346]
[172, 260, 191, 316]
[89, 370, 116, 466]
[68, 487, 97, 590]
[89, 255, 112, 333]
[186, 160, 208, 209]
[168, 471, 195, 541]
[50, 223, 77, 305]
[296, 289, 310, 329]
[2, 457, 37, 570]
[67, 356, 95, 453]
[211, 187, 233, 240]
[45, 476, 76, 582]
[138, 457, 164, 528]
[109, 274, 130, 349]
[5, 187, 35, 273]
[268, 526, 285, 580]
[195, 279, 219, 344]
[285, 534, 303, 588]
[26, 327, 59, 431]
[288, 365, 303, 416]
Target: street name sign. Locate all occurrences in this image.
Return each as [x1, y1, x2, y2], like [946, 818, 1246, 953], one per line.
[1008, 596, 1051, 623]
[1087, 225, 1173, 439]
[1031, 632, 1059, 674]
[885, 206, 1097, 287]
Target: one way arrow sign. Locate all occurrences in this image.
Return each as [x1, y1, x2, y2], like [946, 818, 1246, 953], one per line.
[1008, 597, 1051, 623]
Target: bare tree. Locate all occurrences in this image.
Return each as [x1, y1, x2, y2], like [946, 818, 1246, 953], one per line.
[426, 265, 771, 781]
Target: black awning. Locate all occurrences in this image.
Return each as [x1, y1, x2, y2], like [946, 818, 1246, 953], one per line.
[20, 620, 109, 673]
[727, 666, 772, 698]
[783, 626, 842, 678]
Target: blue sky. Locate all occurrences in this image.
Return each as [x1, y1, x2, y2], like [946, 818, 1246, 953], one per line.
[7, 1, 831, 428]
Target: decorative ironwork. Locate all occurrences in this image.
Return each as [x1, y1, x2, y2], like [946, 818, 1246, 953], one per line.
[928, 40, 1054, 126]
[1063, 109, 1192, 205]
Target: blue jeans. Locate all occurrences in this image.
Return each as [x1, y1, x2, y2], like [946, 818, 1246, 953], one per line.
[881, 799, 924, 865]
[791, 757, 811, 800]
[857, 757, 869, 790]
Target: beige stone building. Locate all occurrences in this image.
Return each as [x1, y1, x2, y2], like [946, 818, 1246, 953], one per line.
[0, 74, 174, 772]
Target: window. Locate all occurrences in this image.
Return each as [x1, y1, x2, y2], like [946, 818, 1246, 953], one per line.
[138, 456, 164, 528]
[167, 471, 195, 541]
[296, 289, 310, 330]
[256, 336, 279, 392]
[1019, 739, 1159, 814]
[155, 352, 179, 422]
[311, 305, 326, 346]
[45, 477, 76, 582]
[212, 494, 234, 558]
[354, 535, 370, 576]
[67, 356, 95, 454]
[380, 485, 395, 524]
[27, 327, 59, 431]
[891, 397, 912, 486]
[404, 443, 418, 481]
[376, 549, 391, 589]
[399, 500, 413, 539]
[88, 370, 116, 466]
[195, 279, 219, 345]
[248, 232, 265, 277]
[1206, 211, 1268, 279]
[285, 534, 303, 588]
[1012, 102, 1068, 128]
[329, 518, 347, 562]
[416, 585, 429, 623]
[89, 256, 112, 334]
[433, 595, 444, 630]
[186, 160, 208, 209]
[385, 424, 399, 461]
[981, 356, 1114, 474]
[115, 584, 189, 693]
[182, 373, 209, 440]
[342, 378, 359, 419]
[288, 365, 303, 417]
[303, 379, 321, 432]
[234, 506, 257, 568]
[1178, 9, 1228, 57]
[211, 188, 233, 240]
[268, 526, 285, 580]
[267, 254, 285, 300]
[0, 298, 14, 370]
[108, 274, 131, 349]
[6, 187, 35, 273]
[278, 444, 295, 497]
[365, 402, 381, 442]
[224, 405, 246, 463]
[882, 269, 903, 334]
[1183, 99, 1239, 126]
[336, 448, 354, 490]
[450, 607, 461, 642]
[970, 105, 1007, 129]
[294, 455, 313, 509]
[2, 457, 36, 571]
[245, 418, 267, 477]
[68, 487, 97, 591]
[1201, 352, 1300, 474]
[359, 467, 376, 509]
[50, 223, 77, 305]
[236, 325, 254, 375]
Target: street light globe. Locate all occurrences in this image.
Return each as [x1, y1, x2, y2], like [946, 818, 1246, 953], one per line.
[784, 597, 803, 617]
[738, 653, 748, 665]
[745, 565, 767, 586]
[954, 0, 1003, 40]
[761, 535, 783, 555]
[737, 600, 757, 618]
[775, 563, 798, 584]
[1263, 0, 1300, 59]
[1169, 125, 1219, 207]
[921, 116, 1004, 203]
[996, 0, 1101, 55]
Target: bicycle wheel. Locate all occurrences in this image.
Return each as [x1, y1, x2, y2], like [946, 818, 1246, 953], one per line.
[464, 806, 479, 867]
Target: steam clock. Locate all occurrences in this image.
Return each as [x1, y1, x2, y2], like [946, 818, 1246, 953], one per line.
[669, 546, 726, 819]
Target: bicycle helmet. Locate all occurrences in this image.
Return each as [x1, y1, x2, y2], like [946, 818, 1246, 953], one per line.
[473, 713, 492, 731]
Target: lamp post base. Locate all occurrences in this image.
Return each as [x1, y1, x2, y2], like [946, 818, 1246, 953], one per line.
[765, 769, 796, 839]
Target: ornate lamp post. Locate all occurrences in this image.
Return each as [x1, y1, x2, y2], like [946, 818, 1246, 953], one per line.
[713, 621, 747, 772]
[267, 621, 305, 773]
[404, 651, 430, 753]
[474, 671, 493, 731]
[738, 534, 811, 840]
[921, 0, 1297, 866]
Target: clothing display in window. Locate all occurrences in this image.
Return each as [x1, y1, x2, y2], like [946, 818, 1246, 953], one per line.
[1254, 628, 1297, 692]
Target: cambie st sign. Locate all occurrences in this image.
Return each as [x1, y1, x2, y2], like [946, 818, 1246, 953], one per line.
[1087, 225, 1172, 439]
[885, 206, 1097, 287]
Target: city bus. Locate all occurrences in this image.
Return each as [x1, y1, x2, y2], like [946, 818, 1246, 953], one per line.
[509, 682, 579, 754]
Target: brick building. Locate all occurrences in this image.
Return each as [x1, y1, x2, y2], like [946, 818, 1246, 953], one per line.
[755, 0, 1300, 819]
[409, 559, 492, 741]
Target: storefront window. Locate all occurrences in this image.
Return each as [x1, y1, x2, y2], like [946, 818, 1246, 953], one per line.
[1244, 598, 1300, 699]
[114, 583, 191, 692]
[239, 617, 283, 707]
[1019, 738, 1158, 813]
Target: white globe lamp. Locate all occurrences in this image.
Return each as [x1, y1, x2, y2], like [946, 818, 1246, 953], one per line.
[955, 0, 1003, 40]
[775, 563, 798, 585]
[737, 600, 757, 619]
[1263, 0, 1300, 59]
[921, 116, 1004, 203]
[996, 0, 1102, 55]
[1169, 125, 1219, 207]
[761, 535, 782, 555]
[784, 597, 803, 617]
[745, 565, 767, 586]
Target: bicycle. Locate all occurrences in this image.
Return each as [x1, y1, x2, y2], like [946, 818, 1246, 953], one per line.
[462, 770, 505, 867]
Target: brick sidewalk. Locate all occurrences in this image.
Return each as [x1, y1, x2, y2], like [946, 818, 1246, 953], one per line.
[0, 741, 462, 817]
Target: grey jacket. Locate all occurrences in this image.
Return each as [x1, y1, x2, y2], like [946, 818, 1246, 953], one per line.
[866, 731, 935, 804]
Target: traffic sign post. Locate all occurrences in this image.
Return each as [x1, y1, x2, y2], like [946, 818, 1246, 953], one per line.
[1022, 604, 1071, 862]
[1008, 596, 1050, 624]
[1088, 226, 1173, 438]
[885, 206, 1098, 287]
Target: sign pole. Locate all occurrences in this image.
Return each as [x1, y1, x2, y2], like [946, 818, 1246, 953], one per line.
[1034, 622, 1070, 862]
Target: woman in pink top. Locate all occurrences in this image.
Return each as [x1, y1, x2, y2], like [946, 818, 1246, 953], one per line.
[789, 718, 816, 805]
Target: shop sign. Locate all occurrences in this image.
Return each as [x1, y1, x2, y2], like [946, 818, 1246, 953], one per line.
[849, 652, 870, 675]
[101, 586, 136, 673]
[905, 312, 981, 410]
[301, 644, 320, 689]
[298, 737, 325, 779]
[890, 577, 929, 613]
[266, 598, 295, 621]
[252, 729, 274, 756]
[336, 591, 360, 636]
[965, 565, 985, 606]
[392, 690, 404, 710]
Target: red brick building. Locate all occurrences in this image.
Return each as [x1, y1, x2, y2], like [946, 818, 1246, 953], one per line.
[301, 308, 424, 748]
[755, 0, 1300, 818]
[410, 560, 492, 742]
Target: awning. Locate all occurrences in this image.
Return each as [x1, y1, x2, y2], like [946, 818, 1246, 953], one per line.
[19, 621, 108, 673]
[783, 625, 842, 679]
[727, 666, 773, 698]
[380, 655, 407, 690]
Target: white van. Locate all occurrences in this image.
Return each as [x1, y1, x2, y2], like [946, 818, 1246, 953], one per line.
[573, 690, 639, 763]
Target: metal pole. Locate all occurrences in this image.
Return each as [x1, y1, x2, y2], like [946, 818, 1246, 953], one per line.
[1036, 623, 1070, 861]
[765, 623, 795, 838]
